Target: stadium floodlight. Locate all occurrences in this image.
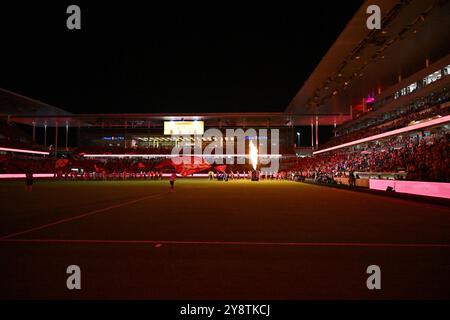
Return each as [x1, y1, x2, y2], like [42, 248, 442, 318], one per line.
[0, 147, 50, 155]
[313, 115, 450, 155]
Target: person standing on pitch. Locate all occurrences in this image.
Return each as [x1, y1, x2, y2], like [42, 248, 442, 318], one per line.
[169, 172, 177, 192]
[25, 170, 33, 192]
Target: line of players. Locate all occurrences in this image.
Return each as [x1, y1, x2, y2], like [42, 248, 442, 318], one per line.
[210, 170, 288, 181]
[52, 170, 165, 180]
[48, 169, 291, 181]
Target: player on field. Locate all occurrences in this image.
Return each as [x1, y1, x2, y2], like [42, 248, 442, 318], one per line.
[25, 170, 33, 192]
[169, 172, 177, 192]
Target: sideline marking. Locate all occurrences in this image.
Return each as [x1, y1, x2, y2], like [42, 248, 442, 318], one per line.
[0, 193, 163, 240]
[1, 238, 450, 248]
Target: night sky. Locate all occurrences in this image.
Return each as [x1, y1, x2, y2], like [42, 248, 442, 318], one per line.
[0, 1, 363, 114]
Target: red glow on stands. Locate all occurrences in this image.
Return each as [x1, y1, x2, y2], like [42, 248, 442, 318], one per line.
[82, 154, 177, 158]
[0, 147, 49, 155]
[313, 115, 450, 155]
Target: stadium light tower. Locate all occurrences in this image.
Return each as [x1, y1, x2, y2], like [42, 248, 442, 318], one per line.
[296, 132, 301, 147]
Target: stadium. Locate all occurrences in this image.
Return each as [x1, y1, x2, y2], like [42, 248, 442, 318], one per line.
[1, 0, 450, 300]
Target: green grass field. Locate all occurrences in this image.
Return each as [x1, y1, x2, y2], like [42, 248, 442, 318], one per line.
[1, 179, 450, 299]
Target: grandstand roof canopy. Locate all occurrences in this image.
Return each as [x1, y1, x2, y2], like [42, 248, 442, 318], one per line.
[286, 0, 450, 115]
[2, 112, 350, 128]
[0, 88, 72, 117]
[0, 86, 350, 128]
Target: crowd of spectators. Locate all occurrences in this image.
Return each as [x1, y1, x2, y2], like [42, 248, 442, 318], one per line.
[0, 120, 45, 151]
[75, 145, 172, 155]
[321, 89, 449, 150]
[2, 102, 449, 183]
[0, 154, 55, 174]
[2, 128, 449, 182]
[0, 154, 167, 176]
[291, 129, 449, 183]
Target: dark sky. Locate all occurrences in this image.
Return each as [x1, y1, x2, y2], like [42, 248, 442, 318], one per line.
[0, 1, 363, 114]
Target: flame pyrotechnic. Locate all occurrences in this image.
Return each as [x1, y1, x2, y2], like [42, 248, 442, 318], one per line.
[249, 140, 258, 170]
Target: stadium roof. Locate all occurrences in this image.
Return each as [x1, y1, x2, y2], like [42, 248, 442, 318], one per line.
[286, 0, 450, 115]
[0, 86, 350, 126]
[0, 89, 351, 128]
[2, 112, 350, 128]
[0, 88, 72, 117]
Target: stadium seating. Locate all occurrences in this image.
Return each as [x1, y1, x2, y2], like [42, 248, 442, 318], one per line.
[322, 88, 450, 150]
[291, 129, 449, 183]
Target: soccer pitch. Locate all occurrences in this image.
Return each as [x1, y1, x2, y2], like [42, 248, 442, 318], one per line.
[1, 179, 450, 299]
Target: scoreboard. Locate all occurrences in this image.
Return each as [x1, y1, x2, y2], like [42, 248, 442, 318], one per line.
[164, 121, 204, 135]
